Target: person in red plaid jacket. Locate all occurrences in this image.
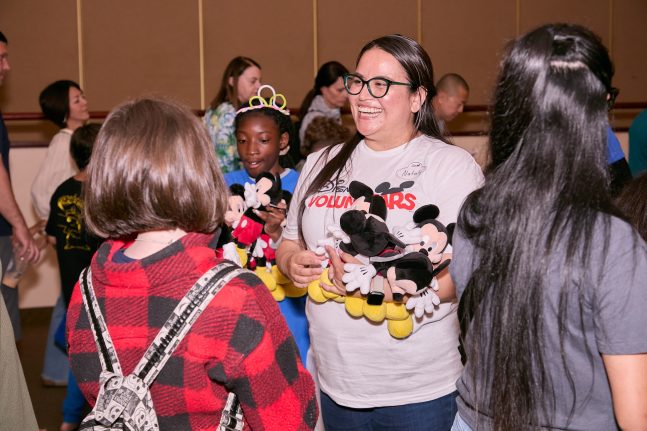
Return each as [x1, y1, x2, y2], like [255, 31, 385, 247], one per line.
[66, 97, 318, 430]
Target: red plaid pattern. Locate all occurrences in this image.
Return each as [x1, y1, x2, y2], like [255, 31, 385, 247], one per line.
[67, 232, 317, 430]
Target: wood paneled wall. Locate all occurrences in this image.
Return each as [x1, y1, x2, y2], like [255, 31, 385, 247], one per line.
[1, 0, 646, 139]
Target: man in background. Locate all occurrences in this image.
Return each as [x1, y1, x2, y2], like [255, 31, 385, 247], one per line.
[0, 29, 42, 431]
[0, 31, 40, 340]
[432, 73, 469, 135]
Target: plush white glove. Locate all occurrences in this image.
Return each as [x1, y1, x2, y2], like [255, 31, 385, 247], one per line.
[405, 278, 440, 318]
[244, 182, 260, 208]
[392, 221, 422, 246]
[342, 263, 377, 295]
[327, 224, 350, 244]
[222, 242, 241, 266]
[269, 237, 280, 249]
[252, 238, 268, 258]
[314, 237, 335, 256]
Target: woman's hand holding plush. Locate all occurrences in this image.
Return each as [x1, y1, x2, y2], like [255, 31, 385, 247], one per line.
[277, 239, 324, 288]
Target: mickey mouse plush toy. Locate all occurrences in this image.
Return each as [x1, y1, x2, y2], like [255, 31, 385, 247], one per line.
[229, 172, 284, 291]
[307, 181, 456, 338]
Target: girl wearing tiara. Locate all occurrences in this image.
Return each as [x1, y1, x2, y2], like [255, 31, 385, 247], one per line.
[224, 86, 309, 365]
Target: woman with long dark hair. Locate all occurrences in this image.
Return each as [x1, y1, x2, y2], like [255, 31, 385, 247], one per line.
[277, 34, 483, 429]
[297, 61, 349, 146]
[203, 56, 261, 173]
[452, 24, 647, 430]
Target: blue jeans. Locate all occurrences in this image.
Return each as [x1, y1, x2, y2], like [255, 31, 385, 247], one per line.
[41, 295, 69, 383]
[320, 390, 458, 431]
[450, 413, 472, 431]
[63, 368, 86, 423]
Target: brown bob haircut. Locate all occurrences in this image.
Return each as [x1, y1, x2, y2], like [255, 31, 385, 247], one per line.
[84, 97, 228, 238]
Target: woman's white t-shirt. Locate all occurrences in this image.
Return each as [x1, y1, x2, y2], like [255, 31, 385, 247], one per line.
[283, 135, 484, 408]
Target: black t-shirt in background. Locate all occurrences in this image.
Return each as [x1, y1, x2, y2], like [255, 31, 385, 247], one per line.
[46, 177, 101, 306]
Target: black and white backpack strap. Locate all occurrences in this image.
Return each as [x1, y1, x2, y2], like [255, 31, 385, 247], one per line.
[78, 261, 248, 431]
[80, 267, 123, 375]
[133, 262, 245, 385]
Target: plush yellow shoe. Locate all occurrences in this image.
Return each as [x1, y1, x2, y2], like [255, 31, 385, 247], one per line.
[333, 295, 346, 304]
[236, 246, 248, 268]
[308, 278, 328, 303]
[272, 284, 286, 301]
[272, 266, 291, 285]
[344, 296, 365, 317]
[282, 281, 308, 298]
[254, 266, 277, 291]
[363, 300, 387, 322]
[319, 268, 340, 301]
[385, 302, 410, 320]
[387, 315, 414, 339]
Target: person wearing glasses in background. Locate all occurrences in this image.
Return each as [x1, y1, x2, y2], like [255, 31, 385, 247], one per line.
[277, 34, 483, 430]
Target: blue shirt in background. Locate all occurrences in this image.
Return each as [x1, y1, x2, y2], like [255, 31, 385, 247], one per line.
[224, 168, 299, 194]
[607, 126, 625, 164]
[223, 167, 309, 365]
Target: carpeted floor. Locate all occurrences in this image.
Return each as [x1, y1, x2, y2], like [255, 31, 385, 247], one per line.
[18, 307, 76, 431]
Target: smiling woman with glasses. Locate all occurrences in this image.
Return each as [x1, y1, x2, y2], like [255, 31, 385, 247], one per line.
[276, 34, 483, 430]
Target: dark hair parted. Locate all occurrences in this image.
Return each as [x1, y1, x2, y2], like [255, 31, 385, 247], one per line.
[39, 80, 81, 128]
[209, 56, 261, 110]
[296, 34, 444, 245]
[616, 173, 647, 241]
[458, 24, 624, 429]
[298, 61, 349, 121]
[84, 97, 228, 238]
[70, 123, 100, 170]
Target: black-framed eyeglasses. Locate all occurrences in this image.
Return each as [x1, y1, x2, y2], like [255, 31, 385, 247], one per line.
[608, 87, 619, 110]
[343, 73, 412, 98]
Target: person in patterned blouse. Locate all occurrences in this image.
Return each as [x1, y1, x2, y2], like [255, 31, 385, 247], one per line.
[67, 97, 317, 430]
[204, 56, 262, 173]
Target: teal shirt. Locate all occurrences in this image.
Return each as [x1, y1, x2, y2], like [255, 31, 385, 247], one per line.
[203, 102, 242, 173]
[629, 109, 647, 176]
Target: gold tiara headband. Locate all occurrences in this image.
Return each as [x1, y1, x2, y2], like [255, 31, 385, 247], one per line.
[236, 84, 290, 116]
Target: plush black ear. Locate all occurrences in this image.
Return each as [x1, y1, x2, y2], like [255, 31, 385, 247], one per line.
[348, 216, 390, 256]
[340, 210, 367, 235]
[282, 190, 293, 207]
[446, 223, 456, 245]
[349, 181, 373, 200]
[394, 253, 434, 291]
[369, 195, 387, 220]
[270, 174, 283, 204]
[430, 259, 451, 278]
[413, 204, 440, 225]
[229, 183, 245, 199]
